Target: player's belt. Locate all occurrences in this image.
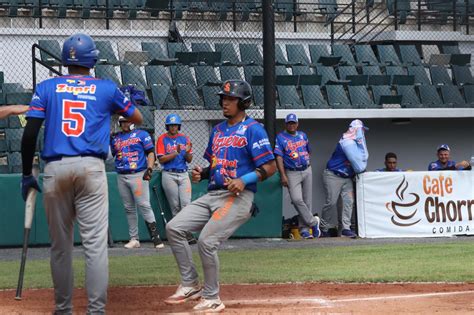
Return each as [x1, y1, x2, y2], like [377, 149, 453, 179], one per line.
[285, 164, 310, 171]
[118, 169, 145, 175]
[44, 154, 105, 163]
[163, 169, 187, 173]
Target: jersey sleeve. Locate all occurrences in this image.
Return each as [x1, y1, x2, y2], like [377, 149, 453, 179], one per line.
[203, 127, 216, 163]
[111, 86, 135, 117]
[26, 82, 47, 119]
[156, 134, 166, 156]
[428, 162, 437, 171]
[141, 131, 154, 151]
[273, 134, 284, 156]
[247, 123, 274, 167]
[304, 133, 311, 154]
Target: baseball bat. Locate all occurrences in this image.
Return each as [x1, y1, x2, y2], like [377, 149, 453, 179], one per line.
[15, 167, 39, 301]
[152, 185, 168, 226]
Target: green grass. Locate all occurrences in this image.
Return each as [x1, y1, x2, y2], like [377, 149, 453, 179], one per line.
[1, 241, 473, 290]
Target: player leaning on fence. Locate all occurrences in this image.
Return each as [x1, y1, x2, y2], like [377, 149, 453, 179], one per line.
[164, 79, 276, 313]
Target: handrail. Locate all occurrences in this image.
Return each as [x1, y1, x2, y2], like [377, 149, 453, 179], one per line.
[32, 43, 62, 88]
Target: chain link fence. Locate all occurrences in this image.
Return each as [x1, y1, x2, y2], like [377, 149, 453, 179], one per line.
[0, 0, 472, 173]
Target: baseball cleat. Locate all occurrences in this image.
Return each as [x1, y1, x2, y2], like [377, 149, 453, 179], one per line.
[300, 230, 314, 239]
[311, 216, 321, 238]
[124, 239, 140, 249]
[341, 229, 357, 239]
[164, 284, 202, 305]
[193, 298, 225, 313]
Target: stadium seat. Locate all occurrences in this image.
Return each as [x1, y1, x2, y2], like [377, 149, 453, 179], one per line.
[214, 43, 241, 65]
[176, 85, 203, 109]
[397, 85, 422, 108]
[326, 85, 351, 109]
[252, 86, 264, 108]
[354, 45, 379, 66]
[362, 65, 382, 76]
[209, 0, 232, 20]
[150, 85, 178, 109]
[277, 85, 303, 109]
[419, 85, 444, 108]
[338, 66, 358, 80]
[239, 43, 263, 65]
[0, 138, 6, 153]
[167, 42, 187, 59]
[145, 65, 172, 87]
[1, 83, 28, 105]
[441, 44, 461, 55]
[5, 128, 22, 152]
[348, 85, 377, 109]
[95, 65, 121, 85]
[243, 65, 263, 84]
[235, 0, 257, 21]
[141, 42, 176, 64]
[194, 65, 220, 87]
[8, 115, 22, 128]
[451, 65, 474, 86]
[440, 85, 468, 108]
[422, 44, 441, 64]
[286, 44, 311, 66]
[38, 40, 62, 66]
[371, 85, 394, 106]
[464, 85, 474, 106]
[275, 65, 289, 76]
[202, 85, 220, 109]
[0, 119, 6, 129]
[275, 0, 296, 22]
[387, 0, 411, 24]
[136, 105, 154, 130]
[275, 44, 291, 66]
[399, 45, 423, 66]
[95, 41, 122, 65]
[120, 65, 147, 91]
[333, 44, 356, 66]
[219, 66, 242, 81]
[308, 44, 331, 65]
[316, 66, 339, 85]
[318, 0, 338, 21]
[170, 0, 187, 19]
[191, 42, 213, 52]
[291, 65, 313, 75]
[377, 45, 402, 66]
[8, 152, 22, 173]
[408, 65, 431, 85]
[430, 66, 453, 85]
[171, 65, 196, 86]
[300, 85, 329, 109]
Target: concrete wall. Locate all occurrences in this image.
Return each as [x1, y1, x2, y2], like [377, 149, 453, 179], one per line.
[279, 117, 474, 219]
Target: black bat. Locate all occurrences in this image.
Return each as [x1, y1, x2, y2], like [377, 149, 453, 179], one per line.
[152, 185, 168, 226]
[15, 168, 39, 300]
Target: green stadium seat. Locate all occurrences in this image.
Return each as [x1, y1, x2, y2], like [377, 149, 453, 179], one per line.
[167, 42, 187, 59]
[408, 65, 431, 85]
[319, 0, 338, 21]
[191, 42, 213, 52]
[145, 65, 172, 87]
[194, 65, 220, 87]
[275, 44, 291, 66]
[277, 85, 303, 109]
[219, 65, 242, 81]
[275, 65, 289, 76]
[333, 44, 356, 66]
[239, 43, 263, 65]
[362, 65, 382, 76]
[202, 85, 220, 109]
[300, 85, 329, 109]
[95, 65, 121, 85]
[96, 41, 122, 65]
[136, 105, 154, 130]
[348, 85, 377, 109]
[377, 45, 402, 66]
[397, 85, 422, 108]
[441, 44, 461, 55]
[120, 65, 147, 91]
[144, 0, 169, 17]
[150, 85, 178, 109]
[6, 92, 33, 105]
[430, 66, 453, 85]
[171, 65, 196, 86]
[440, 85, 468, 108]
[316, 66, 339, 85]
[354, 45, 378, 66]
[286, 44, 310, 66]
[252, 86, 264, 108]
[387, 0, 411, 24]
[338, 66, 358, 80]
[209, 0, 232, 20]
[451, 65, 474, 86]
[243, 65, 263, 84]
[275, 0, 296, 22]
[38, 39, 62, 67]
[1, 83, 27, 105]
[326, 85, 351, 109]
[235, 0, 257, 21]
[464, 85, 474, 106]
[309, 44, 330, 65]
[419, 85, 444, 108]
[176, 85, 203, 109]
[371, 85, 394, 106]
[141, 42, 175, 64]
[215, 43, 241, 65]
[5, 128, 23, 151]
[8, 152, 22, 173]
[291, 65, 313, 76]
[399, 45, 422, 66]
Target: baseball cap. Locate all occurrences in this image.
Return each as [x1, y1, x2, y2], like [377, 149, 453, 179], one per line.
[285, 113, 298, 123]
[349, 119, 369, 130]
[437, 144, 450, 152]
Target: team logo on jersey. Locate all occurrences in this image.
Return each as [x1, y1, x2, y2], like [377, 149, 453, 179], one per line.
[130, 162, 137, 169]
[286, 139, 306, 151]
[31, 93, 40, 101]
[56, 84, 97, 96]
[236, 124, 248, 135]
[290, 151, 299, 159]
[211, 156, 217, 169]
[212, 134, 247, 152]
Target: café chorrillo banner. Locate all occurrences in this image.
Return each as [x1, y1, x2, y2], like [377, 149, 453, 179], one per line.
[357, 171, 474, 238]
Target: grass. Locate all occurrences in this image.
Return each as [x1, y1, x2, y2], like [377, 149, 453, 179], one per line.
[0, 241, 473, 290]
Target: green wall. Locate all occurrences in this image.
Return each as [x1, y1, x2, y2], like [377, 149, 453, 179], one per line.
[0, 173, 282, 246]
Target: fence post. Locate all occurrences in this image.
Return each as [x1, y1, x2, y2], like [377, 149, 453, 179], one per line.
[453, 0, 457, 31]
[106, 0, 110, 30]
[394, 0, 398, 30]
[466, 0, 470, 34]
[262, 0, 276, 146]
[352, 0, 356, 33]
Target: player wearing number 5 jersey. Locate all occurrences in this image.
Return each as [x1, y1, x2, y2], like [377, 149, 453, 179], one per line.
[21, 33, 142, 314]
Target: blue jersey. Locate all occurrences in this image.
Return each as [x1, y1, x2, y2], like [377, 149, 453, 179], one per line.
[274, 131, 311, 170]
[326, 143, 354, 178]
[27, 75, 135, 161]
[375, 168, 403, 172]
[428, 160, 457, 171]
[111, 129, 154, 173]
[204, 117, 274, 193]
[156, 133, 192, 171]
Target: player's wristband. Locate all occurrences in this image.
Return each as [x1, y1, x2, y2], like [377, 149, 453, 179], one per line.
[240, 171, 259, 185]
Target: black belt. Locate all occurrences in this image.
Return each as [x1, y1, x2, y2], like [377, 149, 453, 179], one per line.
[286, 165, 310, 172]
[118, 169, 145, 175]
[329, 169, 350, 178]
[44, 154, 105, 163]
[163, 169, 187, 173]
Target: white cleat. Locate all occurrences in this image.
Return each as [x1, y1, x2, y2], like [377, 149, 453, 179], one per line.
[124, 239, 140, 249]
[193, 298, 225, 313]
[164, 284, 202, 305]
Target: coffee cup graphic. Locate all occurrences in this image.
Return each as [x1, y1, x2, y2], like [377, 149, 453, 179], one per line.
[385, 176, 421, 227]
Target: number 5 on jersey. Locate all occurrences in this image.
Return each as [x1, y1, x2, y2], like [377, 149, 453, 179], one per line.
[62, 100, 86, 137]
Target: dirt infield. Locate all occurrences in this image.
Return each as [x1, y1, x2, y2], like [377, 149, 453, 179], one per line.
[1, 282, 473, 314]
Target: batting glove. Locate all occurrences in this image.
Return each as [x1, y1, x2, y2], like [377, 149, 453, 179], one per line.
[21, 175, 41, 201]
[143, 167, 153, 181]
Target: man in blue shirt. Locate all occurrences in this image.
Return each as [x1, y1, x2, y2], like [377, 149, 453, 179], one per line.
[428, 144, 470, 171]
[275, 113, 320, 239]
[376, 152, 403, 172]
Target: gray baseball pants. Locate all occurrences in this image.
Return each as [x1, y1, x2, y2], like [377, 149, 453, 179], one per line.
[320, 169, 354, 231]
[43, 156, 108, 314]
[161, 171, 192, 216]
[286, 166, 318, 232]
[166, 189, 254, 299]
[117, 171, 156, 240]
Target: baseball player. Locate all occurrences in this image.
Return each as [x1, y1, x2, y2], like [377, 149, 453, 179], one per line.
[111, 116, 164, 249]
[0, 105, 29, 119]
[164, 79, 276, 312]
[20, 33, 142, 314]
[375, 152, 403, 172]
[428, 144, 470, 171]
[274, 113, 320, 239]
